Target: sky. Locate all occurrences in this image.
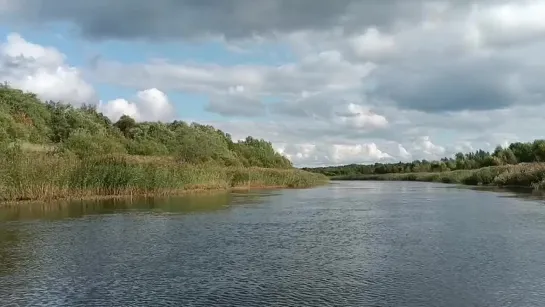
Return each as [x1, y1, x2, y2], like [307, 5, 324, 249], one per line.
[1, 0, 544, 167]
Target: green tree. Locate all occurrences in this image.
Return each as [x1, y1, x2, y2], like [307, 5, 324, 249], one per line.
[532, 140, 545, 162]
[114, 115, 137, 138]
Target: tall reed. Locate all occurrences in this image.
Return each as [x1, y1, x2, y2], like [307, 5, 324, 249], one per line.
[0, 148, 328, 203]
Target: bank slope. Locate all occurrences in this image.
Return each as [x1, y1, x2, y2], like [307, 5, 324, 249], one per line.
[0, 85, 327, 202]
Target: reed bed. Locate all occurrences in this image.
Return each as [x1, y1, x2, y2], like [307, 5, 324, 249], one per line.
[331, 163, 545, 190]
[0, 150, 328, 203]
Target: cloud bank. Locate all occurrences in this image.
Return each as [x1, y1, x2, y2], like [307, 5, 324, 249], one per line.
[2, 0, 545, 166]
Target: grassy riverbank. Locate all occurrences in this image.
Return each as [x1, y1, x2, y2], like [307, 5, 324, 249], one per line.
[0, 85, 328, 203]
[331, 163, 545, 190]
[0, 149, 328, 203]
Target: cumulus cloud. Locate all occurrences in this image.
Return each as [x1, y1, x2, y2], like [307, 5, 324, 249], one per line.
[203, 118, 437, 166]
[98, 88, 175, 122]
[410, 136, 447, 160]
[0, 33, 95, 103]
[330, 143, 392, 164]
[348, 27, 397, 61]
[91, 50, 373, 97]
[205, 96, 545, 166]
[0, 0, 467, 41]
[470, 1, 545, 47]
[368, 56, 525, 112]
[333, 103, 388, 130]
[0, 33, 176, 123]
[2, 1, 545, 166]
[275, 142, 392, 167]
[397, 144, 412, 160]
[82, 0, 545, 117]
[90, 49, 375, 121]
[205, 85, 266, 117]
[271, 90, 388, 132]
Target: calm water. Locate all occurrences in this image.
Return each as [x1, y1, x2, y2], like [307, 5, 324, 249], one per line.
[2, 181, 545, 306]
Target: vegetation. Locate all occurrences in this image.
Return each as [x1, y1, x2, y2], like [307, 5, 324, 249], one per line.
[304, 142, 545, 177]
[305, 140, 545, 190]
[331, 163, 545, 189]
[0, 85, 327, 202]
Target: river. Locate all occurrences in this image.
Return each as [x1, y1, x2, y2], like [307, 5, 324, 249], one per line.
[1, 181, 545, 306]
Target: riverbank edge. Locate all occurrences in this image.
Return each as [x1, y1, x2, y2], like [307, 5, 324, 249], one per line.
[327, 163, 545, 191]
[0, 152, 330, 205]
[332, 176, 533, 190]
[0, 182, 330, 206]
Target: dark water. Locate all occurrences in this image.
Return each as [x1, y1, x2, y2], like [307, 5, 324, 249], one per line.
[2, 181, 545, 306]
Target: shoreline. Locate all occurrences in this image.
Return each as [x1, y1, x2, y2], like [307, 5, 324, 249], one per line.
[332, 177, 534, 191]
[0, 183, 328, 207]
[0, 153, 329, 206]
[327, 163, 545, 191]
[0, 85, 329, 207]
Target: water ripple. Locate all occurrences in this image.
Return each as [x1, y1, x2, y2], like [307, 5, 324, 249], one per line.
[1, 182, 545, 306]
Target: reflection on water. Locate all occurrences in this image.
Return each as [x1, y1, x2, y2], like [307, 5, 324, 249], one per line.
[0, 229, 25, 276]
[0, 189, 281, 305]
[2, 182, 545, 306]
[461, 185, 545, 203]
[0, 190, 279, 222]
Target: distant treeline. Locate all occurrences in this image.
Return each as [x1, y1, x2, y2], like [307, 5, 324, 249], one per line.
[304, 141, 545, 177]
[0, 84, 291, 168]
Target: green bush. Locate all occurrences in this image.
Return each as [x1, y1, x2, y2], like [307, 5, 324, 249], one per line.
[332, 163, 545, 190]
[0, 85, 328, 203]
[0, 85, 295, 169]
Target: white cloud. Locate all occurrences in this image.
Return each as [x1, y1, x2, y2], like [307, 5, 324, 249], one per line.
[397, 144, 412, 160]
[410, 136, 446, 160]
[274, 142, 392, 167]
[331, 143, 392, 164]
[92, 49, 374, 98]
[205, 85, 266, 117]
[349, 27, 396, 60]
[0, 33, 176, 124]
[333, 103, 388, 130]
[204, 100, 545, 166]
[470, 1, 545, 47]
[0, 33, 95, 104]
[3, 1, 545, 167]
[2, 33, 64, 64]
[91, 59, 265, 96]
[0, 0, 439, 41]
[97, 98, 140, 122]
[98, 88, 174, 122]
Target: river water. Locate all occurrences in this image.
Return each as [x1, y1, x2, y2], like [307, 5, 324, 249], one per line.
[1, 181, 545, 306]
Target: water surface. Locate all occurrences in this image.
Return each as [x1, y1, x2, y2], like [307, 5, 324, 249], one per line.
[1, 181, 545, 306]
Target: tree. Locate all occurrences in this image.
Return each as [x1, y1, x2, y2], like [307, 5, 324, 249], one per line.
[114, 115, 137, 138]
[305, 139, 545, 177]
[532, 140, 545, 162]
[0, 85, 297, 169]
[509, 142, 533, 163]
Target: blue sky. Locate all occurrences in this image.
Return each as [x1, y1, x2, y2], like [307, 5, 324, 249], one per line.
[0, 22, 293, 121]
[1, 0, 544, 166]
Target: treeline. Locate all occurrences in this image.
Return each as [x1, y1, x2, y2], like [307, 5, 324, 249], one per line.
[0, 84, 291, 168]
[304, 141, 545, 177]
[0, 85, 328, 202]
